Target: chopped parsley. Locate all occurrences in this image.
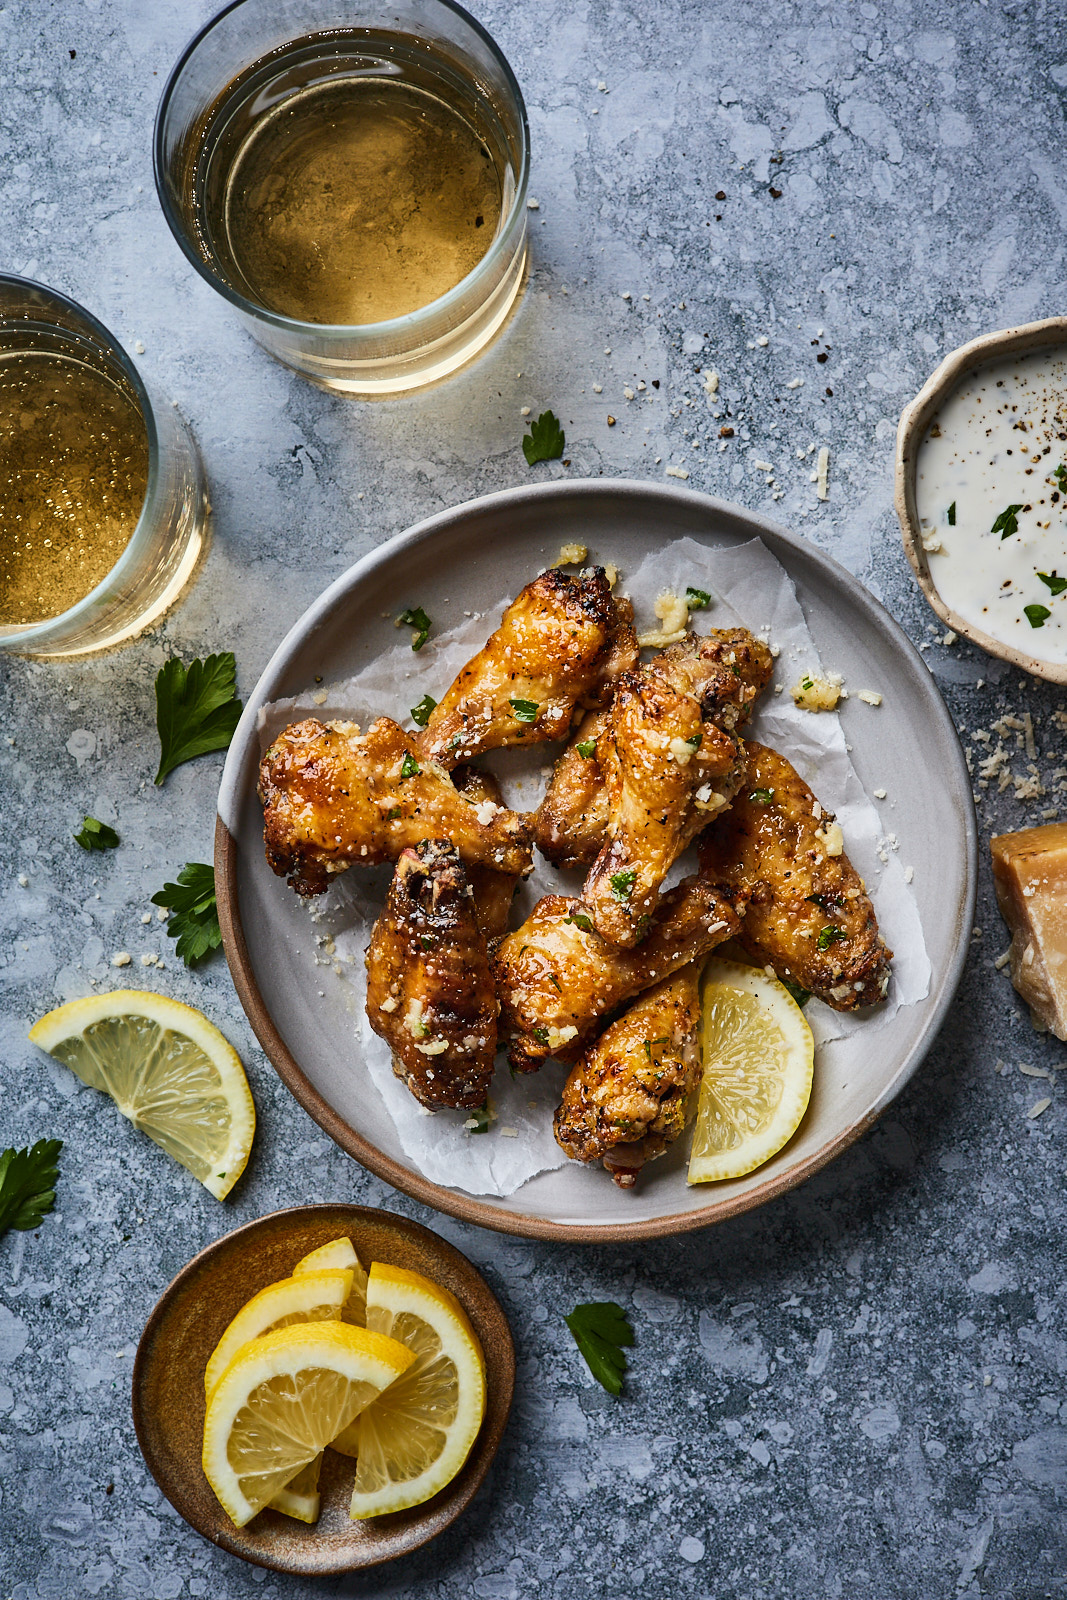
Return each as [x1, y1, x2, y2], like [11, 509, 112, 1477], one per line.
[564, 1302, 634, 1398]
[947, 501, 956, 526]
[1055, 463, 1067, 493]
[609, 868, 637, 901]
[151, 863, 222, 967]
[410, 694, 437, 727]
[800, 675, 814, 691]
[576, 738, 597, 758]
[522, 409, 565, 466]
[749, 788, 775, 804]
[685, 586, 712, 610]
[0, 1139, 62, 1238]
[400, 752, 421, 779]
[564, 912, 594, 932]
[509, 698, 540, 723]
[532, 1025, 550, 1046]
[806, 891, 844, 912]
[385, 805, 402, 820]
[74, 816, 119, 852]
[1024, 604, 1051, 629]
[154, 652, 243, 786]
[1037, 571, 1067, 597]
[991, 503, 1024, 541]
[780, 977, 811, 1008]
[467, 1103, 490, 1135]
[398, 606, 432, 650]
[816, 925, 847, 951]
[643, 1035, 670, 1061]
[685, 732, 703, 749]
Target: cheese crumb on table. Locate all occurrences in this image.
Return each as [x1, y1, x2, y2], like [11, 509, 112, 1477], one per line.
[991, 822, 1067, 1042]
[816, 446, 830, 500]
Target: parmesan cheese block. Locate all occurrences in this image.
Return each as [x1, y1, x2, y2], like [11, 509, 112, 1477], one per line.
[991, 823, 1067, 1042]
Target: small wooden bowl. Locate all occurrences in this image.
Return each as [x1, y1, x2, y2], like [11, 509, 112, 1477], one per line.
[131, 1204, 515, 1575]
[895, 314, 1067, 686]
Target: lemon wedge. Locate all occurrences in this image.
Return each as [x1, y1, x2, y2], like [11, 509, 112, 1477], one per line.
[339, 1262, 486, 1519]
[687, 959, 814, 1184]
[293, 1236, 368, 1326]
[204, 1269, 353, 1399]
[269, 1454, 322, 1523]
[202, 1321, 414, 1527]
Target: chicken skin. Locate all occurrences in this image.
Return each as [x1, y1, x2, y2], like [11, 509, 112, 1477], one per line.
[698, 741, 892, 1009]
[259, 716, 532, 896]
[493, 875, 742, 1071]
[417, 568, 626, 767]
[451, 765, 520, 939]
[649, 627, 775, 731]
[584, 672, 747, 946]
[532, 708, 611, 870]
[554, 963, 704, 1188]
[365, 841, 497, 1109]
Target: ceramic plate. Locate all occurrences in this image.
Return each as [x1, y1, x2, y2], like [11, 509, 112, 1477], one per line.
[216, 479, 976, 1241]
[132, 1204, 514, 1574]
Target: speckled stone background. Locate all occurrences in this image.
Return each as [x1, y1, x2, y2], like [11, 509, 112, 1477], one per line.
[2, 1, 1066, 1595]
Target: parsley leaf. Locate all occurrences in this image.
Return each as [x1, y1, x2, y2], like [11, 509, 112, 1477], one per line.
[947, 501, 956, 526]
[151, 863, 222, 967]
[1055, 463, 1067, 493]
[154, 653, 242, 786]
[749, 788, 775, 804]
[1024, 603, 1051, 629]
[400, 751, 421, 779]
[410, 694, 437, 727]
[610, 868, 637, 901]
[0, 1139, 62, 1237]
[564, 912, 594, 932]
[522, 409, 565, 466]
[780, 977, 811, 1008]
[816, 925, 847, 951]
[1038, 571, 1067, 597]
[509, 698, 540, 723]
[74, 816, 119, 852]
[685, 586, 711, 610]
[466, 1103, 491, 1135]
[991, 503, 1024, 541]
[564, 1301, 634, 1397]
[398, 607, 432, 650]
[576, 738, 597, 758]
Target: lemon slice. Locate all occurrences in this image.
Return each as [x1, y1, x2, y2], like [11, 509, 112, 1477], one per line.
[202, 1321, 414, 1527]
[270, 1453, 322, 1523]
[29, 991, 255, 1201]
[340, 1262, 486, 1520]
[687, 959, 814, 1184]
[293, 1236, 368, 1325]
[204, 1270, 354, 1399]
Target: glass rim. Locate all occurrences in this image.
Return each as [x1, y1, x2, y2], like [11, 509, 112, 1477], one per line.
[152, 0, 531, 340]
[0, 272, 163, 647]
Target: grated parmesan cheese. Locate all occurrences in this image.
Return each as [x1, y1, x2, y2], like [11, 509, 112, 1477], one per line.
[816, 446, 830, 500]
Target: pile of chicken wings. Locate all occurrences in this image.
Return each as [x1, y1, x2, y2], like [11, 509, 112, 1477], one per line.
[259, 565, 892, 1189]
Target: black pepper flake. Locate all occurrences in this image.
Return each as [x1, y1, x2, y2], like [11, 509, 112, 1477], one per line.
[105, 1483, 114, 1495]
[817, 351, 828, 363]
[825, 387, 833, 396]
[715, 190, 727, 201]
[769, 187, 782, 199]
[651, 379, 660, 388]
[69, 48, 76, 58]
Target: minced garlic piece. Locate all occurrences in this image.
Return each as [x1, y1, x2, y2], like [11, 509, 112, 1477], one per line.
[602, 562, 619, 588]
[555, 542, 588, 567]
[638, 589, 689, 648]
[815, 820, 844, 857]
[668, 735, 699, 766]
[414, 1039, 448, 1056]
[546, 1024, 579, 1051]
[473, 798, 501, 825]
[791, 673, 841, 712]
[405, 999, 429, 1038]
[857, 690, 883, 707]
[379, 995, 398, 1014]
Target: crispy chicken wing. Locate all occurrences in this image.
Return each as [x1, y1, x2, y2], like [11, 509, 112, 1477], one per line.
[451, 765, 520, 939]
[259, 716, 532, 896]
[417, 568, 620, 767]
[698, 741, 892, 1009]
[365, 841, 496, 1109]
[583, 672, 747, 946]
[554, 963, 704, 1188]
[649, 627, 774, 730]
[493, 875, 741, 1071]
[532, 707, 611, 869]
[584, 595, 639, 707]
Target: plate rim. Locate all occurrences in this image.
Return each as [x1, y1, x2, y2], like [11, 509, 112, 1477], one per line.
[216, 477, 978, 1243]
[131, 1201, 516, 1574]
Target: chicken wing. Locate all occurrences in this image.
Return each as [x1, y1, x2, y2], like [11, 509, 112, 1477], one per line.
[417, 568, 619, 767]
[554, 963, 704, 1188]
[493, 875, 741, 1071]
[451, 765, 520, 939]
[583, 671, 747, 946]
[698, 741, 892, 1009]
[365, 841, 497, 1109]
[259, 716, 532, 896]
[532, 707, 611, 869]
[649, 627, 774, 730]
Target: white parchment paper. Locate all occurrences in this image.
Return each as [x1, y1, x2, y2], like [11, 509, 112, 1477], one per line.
[260, 536, 931, 1196]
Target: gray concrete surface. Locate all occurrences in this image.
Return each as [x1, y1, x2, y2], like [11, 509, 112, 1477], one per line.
[2, 1, 1066, 1595]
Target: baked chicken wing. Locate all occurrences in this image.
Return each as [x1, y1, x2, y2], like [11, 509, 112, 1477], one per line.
[451, 764, 521, 939]
[493, 875, 742, 1071]
[554, 963, 704, 1188]
[698, 741, 892, 1009]
[365, 841, 496, 1109]
[417, 568, 625, 767]
[259, 716, 532, 896]
[648, 627, 775, 731]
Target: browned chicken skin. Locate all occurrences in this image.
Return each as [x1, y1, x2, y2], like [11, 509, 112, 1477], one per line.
[365, 841, 497, 1109]
[451, 765, 520, 939]
[532, 707, 611, 869]
[417, 568, 623, 767]
[493, 875, 742, 1071]
[698, 741, 892, 1009]
[258, 716, 532, 896]
[554, 963, 704, 1188]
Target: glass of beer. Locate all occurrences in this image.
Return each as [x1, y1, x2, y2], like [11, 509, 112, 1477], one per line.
[0, 276, 207, 658]
[153, 0, 530, 396]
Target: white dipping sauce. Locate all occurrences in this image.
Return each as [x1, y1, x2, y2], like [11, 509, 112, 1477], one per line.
[915, 346, 1067, 664]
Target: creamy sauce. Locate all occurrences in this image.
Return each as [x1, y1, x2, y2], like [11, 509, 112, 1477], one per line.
[915, 347, 1067, 663]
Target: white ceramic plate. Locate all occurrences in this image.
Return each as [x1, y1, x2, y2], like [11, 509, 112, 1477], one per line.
[216, 479, 976, 1241]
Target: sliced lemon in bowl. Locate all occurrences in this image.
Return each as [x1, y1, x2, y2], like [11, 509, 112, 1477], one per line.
[293, 1236, 368, 1326]
[336, 1262, 486, 1519]
[204, 1269, 354, 1399]
[29, 991, 255, 1201]
[687, 959, 814, 1185]
[269, 1453, 323, 1524]
[202, 1321, 414, 1528]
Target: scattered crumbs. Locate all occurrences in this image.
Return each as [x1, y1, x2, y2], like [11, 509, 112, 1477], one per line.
[602, 562, 619, 588]
[133, 339, 145, 354]
[111, 952, 132, 968]
[753, 458, 774, 472]
[1019, 1062, 1052, 1079]
[1027, 1098, 1052, 1119]
[499, 1126, 519, 1138]
[140, 953, 156, 967]
[873, 787, 887, 799]
[769, 642, 780, 658]
[922, 534, 943, 553]
[786, 378, 803, 390]
[665, 465, 690, 480]
[994, 949, 1012, 971]
[593, 383, 603, 394]
[624, 385, 635, 399]
[520, 405, 531, 417]
[942, 630, 958, 646]
[157, 906, 169, 921]
[791, 673, 841, 713]
[757, 335, 769, 347]
[527, 197, 540, 210]
[17, 873, 28, 887]
[858, 690, 883, 707]
[816, 446, 830, 500]
[904, 865, 914, 883]
[703, 368, 719, 395]
[140, 912, 152, 925]
[1023, 711, 1037, 760]
[312, 689, 328, 706]
[555, 542, 588, 567]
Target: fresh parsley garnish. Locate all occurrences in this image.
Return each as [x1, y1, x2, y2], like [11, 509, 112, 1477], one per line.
[154, 653, 242, 786]
[398, 607, 432, 651]
[386, 805, 402, 821]
[991, 503, 1024, 541]
[467, 1103, 490, 1135]
[685, 733, 703, 749]
[642, 1035, 670, 1061]
[806, 892, 843, 912]
[780, 977, 811, 1008]
[522, 409, 565, 466]
[564, 1301, 634, 1398]
[151, 863, 222, 967]
[816, 925, 847, 951]
[74, 816, 119, 852]
[400, 752, 421, 779]
[410, 694, 437, 727]
[685, 586, 711, 610]
[564, 912, 594, 932]
[509, 698, 540, 723]
[576, 738, 597, 758]
[749, 788, 775, 804]
[947, 501, 956, 526]
[609, 868, 637, 901]
[1024, 604, 1051, 629]
[0, 1139, 62, 1237]
[1055, 463, 1067, 492]
[800, 676, 814, 691]
[1038, 571, 1067, 596]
